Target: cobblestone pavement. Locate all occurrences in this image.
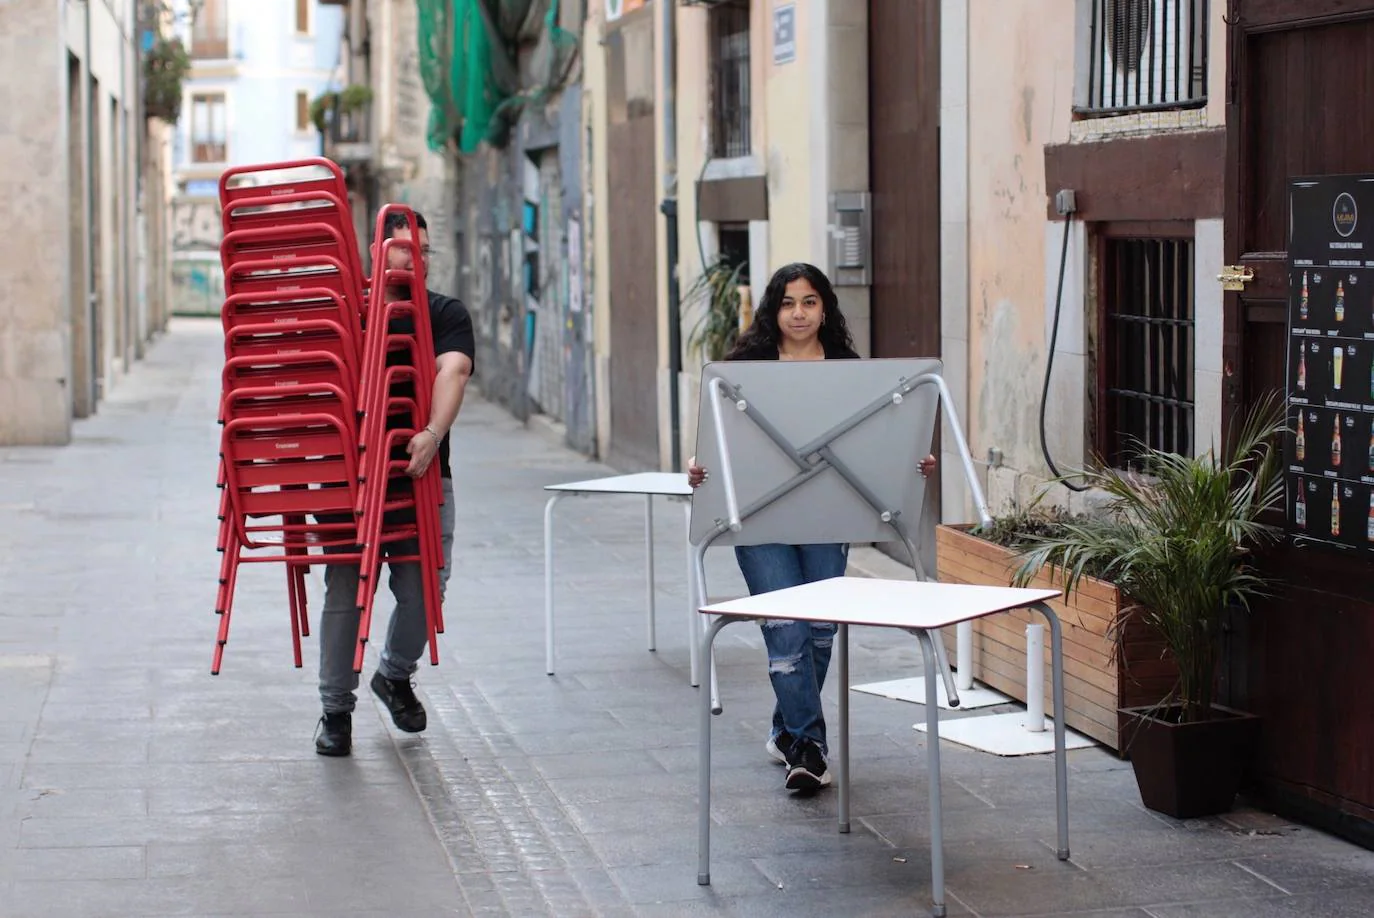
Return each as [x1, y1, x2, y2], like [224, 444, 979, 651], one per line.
[2, 319, 1373, 917]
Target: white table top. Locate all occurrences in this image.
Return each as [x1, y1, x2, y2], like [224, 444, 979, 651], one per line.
[545, 471, 693, 496]
[699, 576, 1061, 629]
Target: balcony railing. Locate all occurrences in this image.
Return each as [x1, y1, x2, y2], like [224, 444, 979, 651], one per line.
[1079, 0, 1208, 115]
[325, 101, 372, 164]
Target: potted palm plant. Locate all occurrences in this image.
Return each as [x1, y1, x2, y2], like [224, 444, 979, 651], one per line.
[684, 258, 747, 363]
[1010, 395, 1286, 818]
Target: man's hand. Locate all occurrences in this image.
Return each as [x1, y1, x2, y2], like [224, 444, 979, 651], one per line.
[405, 428, 440, 478]
[919, 454, 937, 478]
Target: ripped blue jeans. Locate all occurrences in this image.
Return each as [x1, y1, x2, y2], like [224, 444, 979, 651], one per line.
[734, 542, 849, 756]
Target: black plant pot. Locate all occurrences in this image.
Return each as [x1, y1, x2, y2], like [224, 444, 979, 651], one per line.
[1119, 703, 1260, 819]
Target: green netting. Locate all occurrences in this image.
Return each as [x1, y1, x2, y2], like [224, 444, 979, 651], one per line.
[416, 0, 581, 155]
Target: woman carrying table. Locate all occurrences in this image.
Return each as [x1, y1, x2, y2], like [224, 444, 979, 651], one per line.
[687, 261, 935, 794]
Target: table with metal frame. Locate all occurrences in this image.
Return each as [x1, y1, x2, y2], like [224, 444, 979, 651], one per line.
[695, 577, 1071, 918]
[543, 472, 697, 678]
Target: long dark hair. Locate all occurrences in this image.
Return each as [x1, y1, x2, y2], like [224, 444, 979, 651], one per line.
[726, 262, 856, 360]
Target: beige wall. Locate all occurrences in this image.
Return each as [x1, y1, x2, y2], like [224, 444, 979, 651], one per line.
[0, 0, 145, 445]
[671, 0, 870, 467]
[959, 0, 1230, 516]
[0, 0, 71, 444]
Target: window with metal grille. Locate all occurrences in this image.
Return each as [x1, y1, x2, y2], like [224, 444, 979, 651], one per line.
[709, 0, 751, 158]
[1098, 235, 1195, 468]
[1079, 0, 1208, 114]
[191, 0, 229, 59]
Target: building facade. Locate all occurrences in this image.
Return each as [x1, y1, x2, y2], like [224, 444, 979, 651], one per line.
[0, 0, 173, 445]
[169, 0, 345, 314]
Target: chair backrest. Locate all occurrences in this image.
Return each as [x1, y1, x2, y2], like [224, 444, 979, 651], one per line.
[224, 254, 364, 318]
[222, 288, 362, 354]
[221, 221, 354, 274]
[222, 351, 356, 405]
[225, 318, 358, 381]
[220, 414, 358, 523]
[219, 158, 348, 208]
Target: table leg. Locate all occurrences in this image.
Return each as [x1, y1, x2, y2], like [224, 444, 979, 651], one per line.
[698, 614, 733, 885]
[685, 500, 699, 686]
[645, 494, 656, 652]
[916, 630, 946, 918]
[1033, 601, 1071, 859]
[837, 622, 851, 834]
[543, 493, 567, 676]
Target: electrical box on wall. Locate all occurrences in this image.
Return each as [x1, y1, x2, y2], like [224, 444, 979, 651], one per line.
[829, 192, 872, 287]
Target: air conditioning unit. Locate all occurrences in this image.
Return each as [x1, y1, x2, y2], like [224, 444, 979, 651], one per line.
[1093, 0, 1206, 111]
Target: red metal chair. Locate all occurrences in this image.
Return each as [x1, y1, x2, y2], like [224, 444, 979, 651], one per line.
[210, 188, 447, 676]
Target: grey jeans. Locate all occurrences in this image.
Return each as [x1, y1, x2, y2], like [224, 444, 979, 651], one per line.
[318, 476, 455, 713]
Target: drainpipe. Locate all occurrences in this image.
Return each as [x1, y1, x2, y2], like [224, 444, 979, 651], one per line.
[82, 0, 98, 411]
[660, 0, 681, 471]
[121, 3, 134, 369]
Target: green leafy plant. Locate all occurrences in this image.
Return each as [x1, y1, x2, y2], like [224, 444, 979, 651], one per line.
[309, 84, 374, 133]
[338, 84, 374, 112]
[685, 259, 746, 363]
[143, 36, 191, 123]
[1009, 394, 1287, 724]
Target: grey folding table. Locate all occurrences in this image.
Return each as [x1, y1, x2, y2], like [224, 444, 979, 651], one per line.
[543, 472, 696, 678]
[696, 577, 1071, 918]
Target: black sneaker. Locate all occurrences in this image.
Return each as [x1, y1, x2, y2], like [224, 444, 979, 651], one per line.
[314, 712, 352, 757]
[765, 730, 795, 766]
[784, 740, 832, 794]
[370, 671, 427, 733]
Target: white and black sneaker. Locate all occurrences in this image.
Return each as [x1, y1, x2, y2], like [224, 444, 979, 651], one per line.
[765, 730, 795, 766]
[784, 740, 833, 794]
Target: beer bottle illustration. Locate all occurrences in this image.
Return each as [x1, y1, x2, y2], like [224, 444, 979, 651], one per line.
[1296, 413, 1306, 461]
[1336, 280, 1346, 323]
[1331, 483, 1341, 538]
[1296, 481, 1307, 528]
[1300, 271, 1309, 321]
[1332, 413, 1342, 467]
[1298, 348, 1307, 391]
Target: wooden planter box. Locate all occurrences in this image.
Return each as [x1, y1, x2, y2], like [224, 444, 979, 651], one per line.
[935, 524, 1177, 753]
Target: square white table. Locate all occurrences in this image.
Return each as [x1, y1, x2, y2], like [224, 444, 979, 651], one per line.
[696, 577, 1071, 918]
[543, 472, 696, 677]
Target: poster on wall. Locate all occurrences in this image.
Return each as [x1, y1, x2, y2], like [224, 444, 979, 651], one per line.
[1286, 174, 1374, 551]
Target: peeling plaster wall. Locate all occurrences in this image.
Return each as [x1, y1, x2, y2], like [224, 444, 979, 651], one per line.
[966, 0, 1077, 513]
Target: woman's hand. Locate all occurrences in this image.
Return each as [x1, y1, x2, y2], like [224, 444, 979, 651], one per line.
[919, 454, 936, 478]
[687, 456, 708, 489]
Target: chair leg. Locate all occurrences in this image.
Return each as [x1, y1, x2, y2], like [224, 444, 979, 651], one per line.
[286, 564, 303, 669]
[212, 547, 241, 674]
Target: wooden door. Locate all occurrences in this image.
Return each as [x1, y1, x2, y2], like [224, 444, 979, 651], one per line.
[1223, 0, 1374, 844]
[869, 0, 942, 545]
[605, 11, 660, 470]
[868, 0, 940, 360]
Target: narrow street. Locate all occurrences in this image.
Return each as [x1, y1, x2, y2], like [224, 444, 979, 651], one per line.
[2, 320, 1372, 917]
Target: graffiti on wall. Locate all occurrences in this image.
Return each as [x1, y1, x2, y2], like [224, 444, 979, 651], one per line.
[459, 86, 594, 453]
[171, 197, 221, 252]
[170, 258, 225, 317]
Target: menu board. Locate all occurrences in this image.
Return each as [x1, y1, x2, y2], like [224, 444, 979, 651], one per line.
[1286, 175, 1374, 550]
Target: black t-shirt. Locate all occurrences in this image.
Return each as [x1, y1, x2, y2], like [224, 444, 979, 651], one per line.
[383, 290, 476, 478]
[725, 338, 860, 361]
[425, 290, 476, 478]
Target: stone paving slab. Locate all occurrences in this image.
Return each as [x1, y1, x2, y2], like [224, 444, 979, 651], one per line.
[1, 319, 1373, 917]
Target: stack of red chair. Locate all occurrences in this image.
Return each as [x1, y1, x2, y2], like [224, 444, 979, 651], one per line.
[211, 157, 445, 676]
